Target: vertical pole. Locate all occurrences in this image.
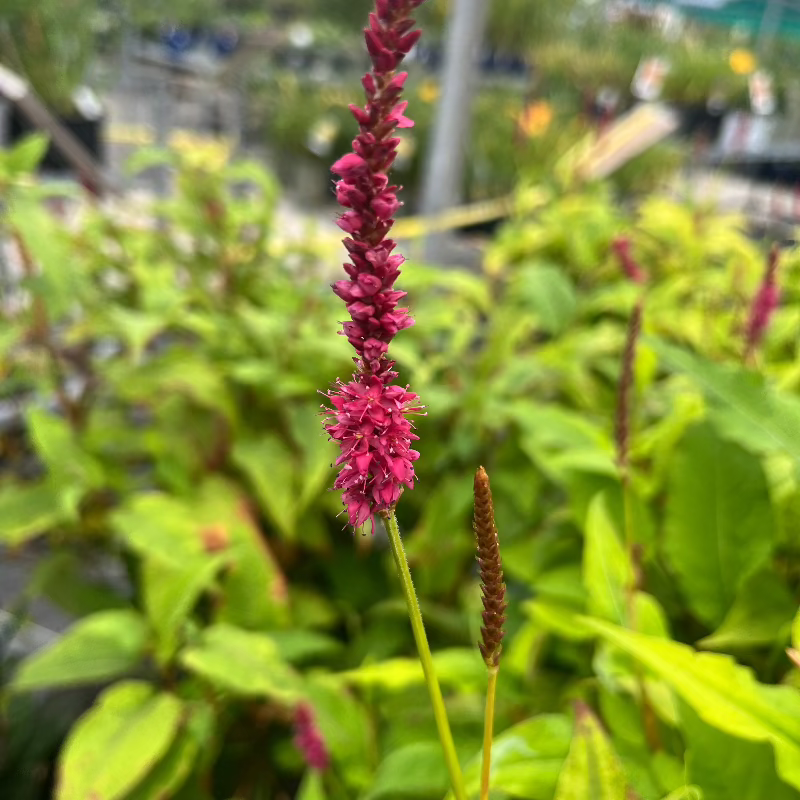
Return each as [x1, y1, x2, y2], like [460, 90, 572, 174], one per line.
[419, 0, 489, 264]
[757, 0, 784, 55]
[154, 75, 171, 198]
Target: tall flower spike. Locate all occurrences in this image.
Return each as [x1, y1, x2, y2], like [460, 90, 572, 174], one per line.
[474, 467, 507, 668]
[744, 244, 781, 364]
[322, 0, 428, 532]
[615, 300, 643, 479]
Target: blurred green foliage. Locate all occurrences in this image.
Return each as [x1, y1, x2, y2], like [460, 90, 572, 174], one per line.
[1, 131, 800, 800]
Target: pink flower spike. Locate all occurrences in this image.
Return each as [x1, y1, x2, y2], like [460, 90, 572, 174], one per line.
[293, 705, 330, 771]
[744, 244, 781, 362]
[321, 0, 428, 531]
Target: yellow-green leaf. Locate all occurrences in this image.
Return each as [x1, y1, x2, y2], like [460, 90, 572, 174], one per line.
[13, 610, 148, 691]
[553, 704, 627, 800]
[56, 682, 183, 800]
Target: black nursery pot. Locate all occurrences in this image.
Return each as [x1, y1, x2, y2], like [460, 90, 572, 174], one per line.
[678, 102, 725, 142]
[6, 104, 105, 172]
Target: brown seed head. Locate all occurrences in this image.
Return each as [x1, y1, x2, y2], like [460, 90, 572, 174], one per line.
[615, 300, 643, 478]
[474, 466, 507, 668]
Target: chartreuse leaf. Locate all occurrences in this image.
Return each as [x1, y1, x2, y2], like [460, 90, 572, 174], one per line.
[553, 704, 627, 800]
[200, 478, 289, 630]
[365, 742, 449, 800]
[510, 402, 616, 482]
[297, 771, 327, 800]
[56, 681, 183, 800]
[664, 423, 774, 628]
[510, 261, 577, 335]
[143, 556, 227, 664]
[598, 687, 681, 798]
[13, 610, 148, 691]
[340, 648, 485, 692]
[583, 493, 633, 625]
[680, 702, 800, 800]
[661, 789, 702, 800]
[9, 197, 83, 317]
[584, 616, 800, 791]
[651, 339, 800, 461]
[0, 482, 64, 546]
[124, 702, 214, 800]
[180, 624, 301, 702]
[699, 568, 796, 651]
[112, 493, 208, 567]
[287, 404, 336, 512]
[304, 675, 372, 789]
[793, 608, 800, 651]
[115, 479, 288, 634]
[5, 133, 49, 175]
[449, 714, 573, 800]
[233, 435, 297, 539]
[26, 410, 104, 517]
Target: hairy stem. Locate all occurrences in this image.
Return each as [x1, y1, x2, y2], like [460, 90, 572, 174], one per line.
[480, 666, 499, 800]
[383, 509, 467, 800]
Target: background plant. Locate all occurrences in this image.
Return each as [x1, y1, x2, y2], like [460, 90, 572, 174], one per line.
[2, 127, 800, 800]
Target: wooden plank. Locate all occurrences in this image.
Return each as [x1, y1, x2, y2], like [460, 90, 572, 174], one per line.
[0, 64, 114, 195]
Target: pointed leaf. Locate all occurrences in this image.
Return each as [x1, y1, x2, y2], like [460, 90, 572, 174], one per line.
[664, 423, 774, 627]
[661, 790, 702, 800]
[202, 479, 289, 630]
[143, 555, 228, 663]
[585, 616, 800, 792]
[450, 714, 573, 800]
[180, 624, 301, 702]
[365, 742, 449, 800]
[510, 262, 577, 335]
[124, 702, 214, 800]
[297, 771, 328, 800]
[287, 404, 336, 512]
[651, 339, 800, 461]
[699, 569, 796, 650]
[680, 702, 800, 800]
[56, 682, 183, 800]
[554, 704, 627, 800]
[6, 133, 49, 175]
[0, 482, 63, 546]
[13, 610, 148, 691]
[583, 493, 633, 625]
[233, 435, 297, 539]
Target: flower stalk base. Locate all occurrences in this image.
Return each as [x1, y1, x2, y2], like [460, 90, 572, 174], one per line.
[382, 509, 467, 800]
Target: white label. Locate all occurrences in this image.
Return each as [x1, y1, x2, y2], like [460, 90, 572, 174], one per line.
[0, 64, 28, 101]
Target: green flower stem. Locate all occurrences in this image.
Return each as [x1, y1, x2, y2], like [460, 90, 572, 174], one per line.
[383, 509, 467, 800]
[480, 666, 499, 800]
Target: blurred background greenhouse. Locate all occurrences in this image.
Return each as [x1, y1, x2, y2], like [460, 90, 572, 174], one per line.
[3, 2, 800, 800]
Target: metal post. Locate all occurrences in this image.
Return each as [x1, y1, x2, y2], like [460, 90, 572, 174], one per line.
[757, 0, 784, 55]
[419, 0, 489, 264]
[154, 76, 172, 198]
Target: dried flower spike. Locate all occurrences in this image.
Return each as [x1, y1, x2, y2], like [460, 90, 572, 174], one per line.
[615, 300, 643, 477]
[474, 467, 507, 668]
[322, 0, 428, 532]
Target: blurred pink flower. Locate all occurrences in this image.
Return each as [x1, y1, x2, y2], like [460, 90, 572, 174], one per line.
[744, 245, 781, 361]
[611, 237, 647, 284]
[322, 0, 428, 531]
[293, 704, 329, 772]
